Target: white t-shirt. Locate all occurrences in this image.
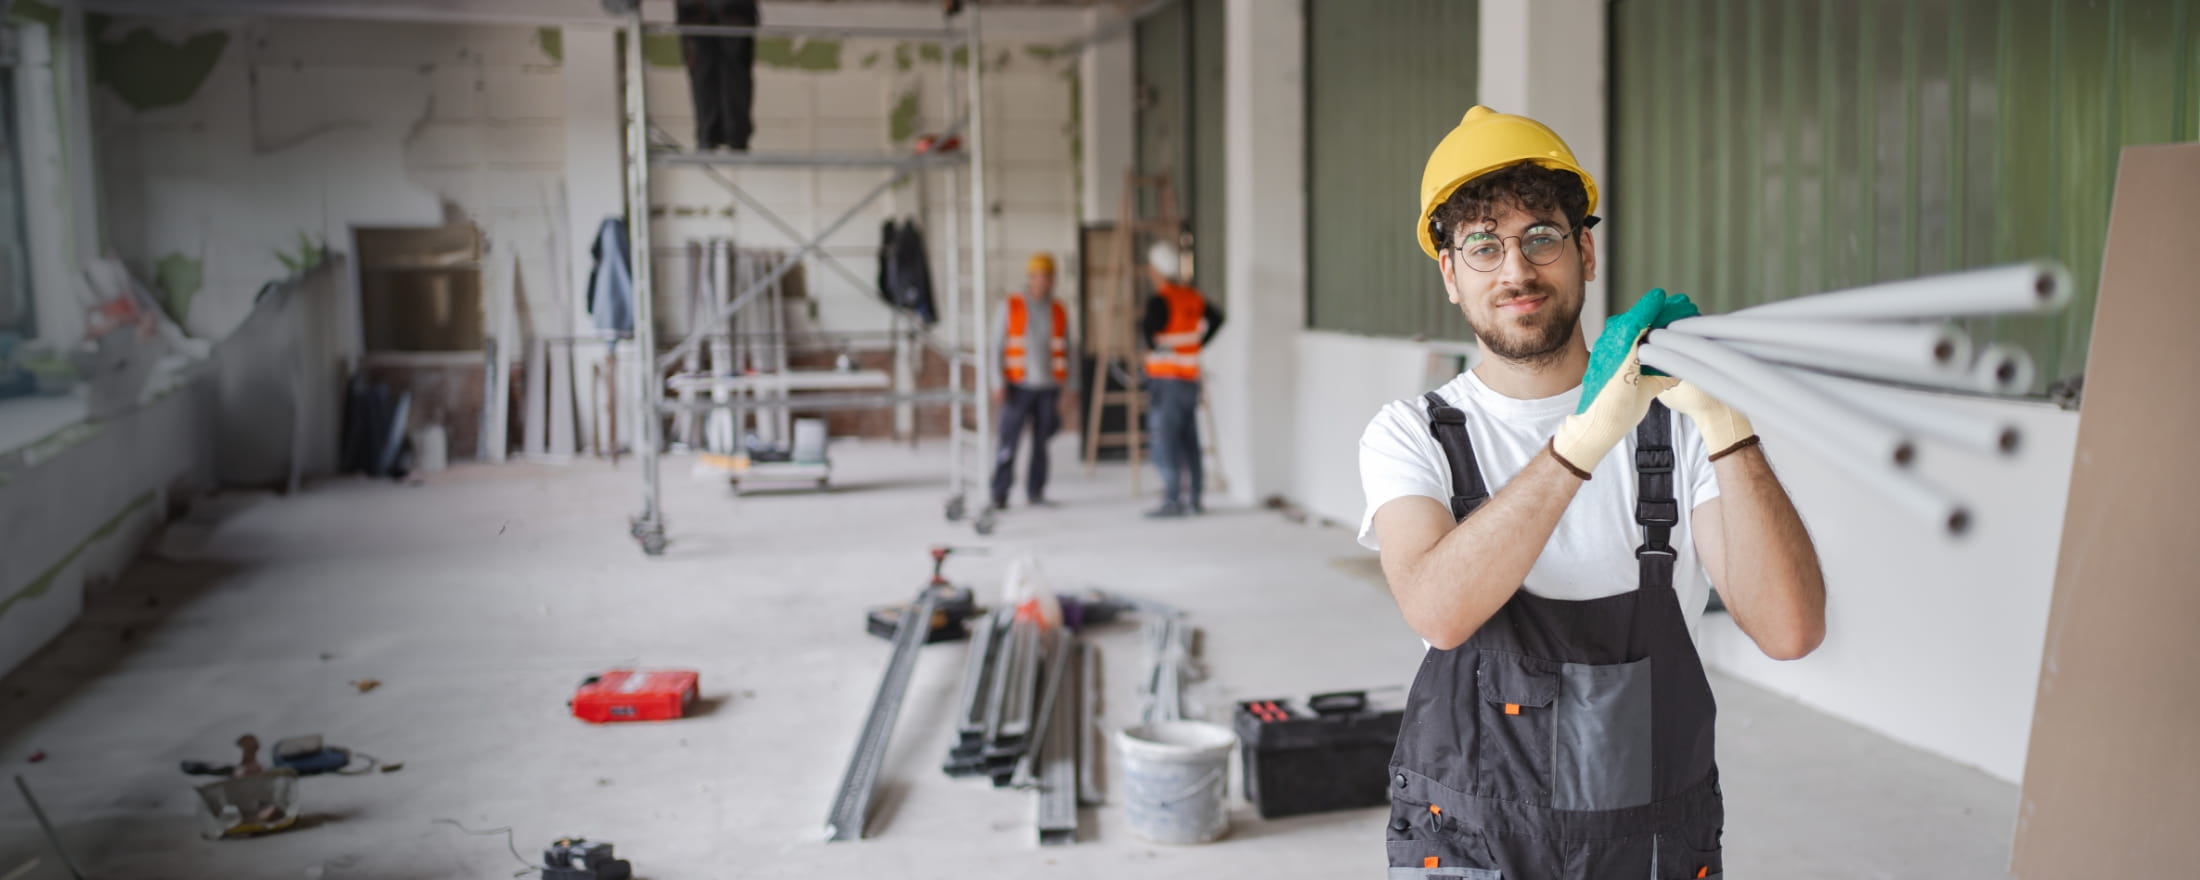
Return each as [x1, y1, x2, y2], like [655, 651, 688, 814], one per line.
[1357, 370, 1723, 641]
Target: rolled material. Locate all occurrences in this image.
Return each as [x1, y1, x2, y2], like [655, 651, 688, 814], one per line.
[1973, 344, 2037, 396]
[1639, 342, 1972, 537]
[1719, 339, 2002, 394]
[1788, 370, 2022, 457]
[1646, 330, 1917, 468]
[1662, 315, 1972, 371]
[1732, 260, 2073, 321]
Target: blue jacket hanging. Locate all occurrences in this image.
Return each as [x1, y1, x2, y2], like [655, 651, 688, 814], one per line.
[587, 216, 635, 335]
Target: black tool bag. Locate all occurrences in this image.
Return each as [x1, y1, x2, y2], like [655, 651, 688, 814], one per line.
[1233, 690, 1405, 819]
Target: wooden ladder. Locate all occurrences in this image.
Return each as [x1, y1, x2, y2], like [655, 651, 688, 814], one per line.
[1082, 171, 1183, 493]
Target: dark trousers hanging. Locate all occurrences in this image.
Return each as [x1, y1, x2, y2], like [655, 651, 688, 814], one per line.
[992, 386, 1060, 507]
[677, 0, 757, 151]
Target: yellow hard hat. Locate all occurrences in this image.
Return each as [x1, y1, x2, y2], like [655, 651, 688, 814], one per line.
[1027, 252, 1056, 275]
[1416, 105, 1599, 262]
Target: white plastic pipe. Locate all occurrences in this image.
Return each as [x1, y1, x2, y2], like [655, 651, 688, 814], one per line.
[1732, 260, 2073, 321]
[1788, 370, 2023, 457]
[1973, 343, 2037, 396]
[1720, 339, 2003, 394]
[1639, 343, 1973, 537]
[1663, 315, 1972, 371]
[1647, 330, 1917, 468]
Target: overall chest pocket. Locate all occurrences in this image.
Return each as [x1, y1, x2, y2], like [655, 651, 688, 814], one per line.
[1475, 650, 1655, 810]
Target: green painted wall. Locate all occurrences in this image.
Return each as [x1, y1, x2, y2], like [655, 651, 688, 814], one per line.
[1304, 0, 1480, 339]
[1133, 0, 1227, 300]
[1611, 0, 2200, 392]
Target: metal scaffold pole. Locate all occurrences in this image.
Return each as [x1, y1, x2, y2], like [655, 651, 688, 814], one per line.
[966, 5, 994, 535]
[623, 7, 667, 556]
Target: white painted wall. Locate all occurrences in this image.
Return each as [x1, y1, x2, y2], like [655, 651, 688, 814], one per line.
[1292, 331, 1461, 527]
[1700, 395, 2078, 784]
[1210, 0, 1305, 507]
[1476, 0, 1609, 336]
[1077, 10, 1134, 225]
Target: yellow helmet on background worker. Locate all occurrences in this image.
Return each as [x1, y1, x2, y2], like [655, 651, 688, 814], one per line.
[1416, 105, 1600, 262]
[1027, 252, 1056, 275]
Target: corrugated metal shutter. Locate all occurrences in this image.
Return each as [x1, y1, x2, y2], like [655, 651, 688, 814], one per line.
[1305, 0, 1480, 339]
[1612, 0, 2200, 391]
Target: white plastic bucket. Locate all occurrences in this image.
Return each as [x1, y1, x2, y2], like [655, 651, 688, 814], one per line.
[1115, 720, 1237, 844]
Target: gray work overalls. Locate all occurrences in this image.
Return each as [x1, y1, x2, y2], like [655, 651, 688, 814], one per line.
[1386, 396, 1724, 879]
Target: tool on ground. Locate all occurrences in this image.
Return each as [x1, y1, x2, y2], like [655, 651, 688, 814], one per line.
[1233, 689, 1407, 819]
[192, 769, 300, 839]
[825, 579, 951, 841]
[13, 775, 87, 880]
[569, 668, 700, 723]
[542, 838, 632, 880]
[866, 583, 978, 643]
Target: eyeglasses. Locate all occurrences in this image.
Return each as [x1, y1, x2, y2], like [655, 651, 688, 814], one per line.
[1451, 224, 1575, 273]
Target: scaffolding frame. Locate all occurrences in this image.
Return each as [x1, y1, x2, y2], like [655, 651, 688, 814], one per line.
[618, 7, 992, 555]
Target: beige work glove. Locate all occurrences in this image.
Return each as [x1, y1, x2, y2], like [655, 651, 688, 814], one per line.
[1659, 382, 1758, 460]
[1551, 343, 1677, 478]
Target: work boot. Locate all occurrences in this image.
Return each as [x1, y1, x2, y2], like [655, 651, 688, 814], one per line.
[1189, 499, 1205, 515]
[1027, 497, 1059, 509]
[1144, 502, 1186, 519]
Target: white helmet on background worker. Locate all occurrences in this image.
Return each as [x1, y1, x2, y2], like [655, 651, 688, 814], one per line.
[1148, 240, 1183, 281]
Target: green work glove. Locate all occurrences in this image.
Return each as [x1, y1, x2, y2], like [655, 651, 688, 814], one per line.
[1552, 290, 1695, 478]
[1659, 382, 1758, 460]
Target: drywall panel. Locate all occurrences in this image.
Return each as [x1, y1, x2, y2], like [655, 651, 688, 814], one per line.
[2010, 142, 2200, 877]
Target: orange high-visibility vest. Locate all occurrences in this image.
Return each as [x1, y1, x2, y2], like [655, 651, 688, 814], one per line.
[1145, 281, 1207, 381]
[1004, 293, 1069, 385]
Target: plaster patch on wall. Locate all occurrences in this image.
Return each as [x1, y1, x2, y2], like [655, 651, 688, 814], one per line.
[756, 37, 840, 72]
[535, 27, 563, 63]
[153, 253, 203, 323]
[643, 33, 683, 67]
[888, 89, 919, 143]
[1024, 44, 1063, 62]
[93, 24, 229, 112]
[861, 50, 881, 70]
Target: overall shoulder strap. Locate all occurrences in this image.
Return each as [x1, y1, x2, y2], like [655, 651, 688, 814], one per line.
[1634, 401, 1680, 593]
[1423, 392, 1489, 522]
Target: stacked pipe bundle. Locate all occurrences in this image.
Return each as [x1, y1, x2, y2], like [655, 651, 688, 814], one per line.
[1636, 260, 2075, 538]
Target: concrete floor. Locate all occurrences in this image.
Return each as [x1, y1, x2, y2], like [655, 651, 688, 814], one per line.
[0, 438, 2017, 879]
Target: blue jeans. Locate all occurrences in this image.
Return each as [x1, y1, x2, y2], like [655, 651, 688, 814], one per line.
[1147, 378, 1202, 507]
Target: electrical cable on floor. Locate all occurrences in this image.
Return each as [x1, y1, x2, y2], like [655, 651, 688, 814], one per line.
[431, 818, 544, 877]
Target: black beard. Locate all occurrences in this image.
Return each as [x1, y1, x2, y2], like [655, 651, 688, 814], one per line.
[1465, 286, 1581, 367]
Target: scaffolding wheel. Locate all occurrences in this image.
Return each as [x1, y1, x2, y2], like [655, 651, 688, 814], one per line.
[945, 495, 967, 522]
[973, 507, 997, 536]
[639, 529, 667, 556]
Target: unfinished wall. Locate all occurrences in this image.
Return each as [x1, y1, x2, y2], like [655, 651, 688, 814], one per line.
[90, 4, 1087, 449]
[0, 371, 221, 677]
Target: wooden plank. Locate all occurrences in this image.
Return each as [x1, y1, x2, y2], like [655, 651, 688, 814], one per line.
[2011, 143, 2200, 877]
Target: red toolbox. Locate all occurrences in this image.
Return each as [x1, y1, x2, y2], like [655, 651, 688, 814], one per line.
[570, 669, 699, 723]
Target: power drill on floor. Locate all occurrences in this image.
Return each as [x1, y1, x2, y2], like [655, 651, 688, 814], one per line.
[542, 838, 631, 880]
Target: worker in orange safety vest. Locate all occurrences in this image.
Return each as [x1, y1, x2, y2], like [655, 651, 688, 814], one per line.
[1141, 240, 1224, 518]
[991, 252, 1074, 511]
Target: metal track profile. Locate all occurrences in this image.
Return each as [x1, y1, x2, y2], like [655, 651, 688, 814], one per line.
[953, 609, 1004, 744]
[1036, 640, 1080, 846]
[995, 618, 1041, 746]
[1077, 641, 1105, 806]
[1012, 629, 1073, 788]
[824, 587, 942, 842]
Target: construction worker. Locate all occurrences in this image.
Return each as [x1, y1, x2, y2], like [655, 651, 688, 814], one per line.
[1359, 106, 1826, 877]
[1142, 240, 1224, 518]
[991, 252, 1072, 511]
